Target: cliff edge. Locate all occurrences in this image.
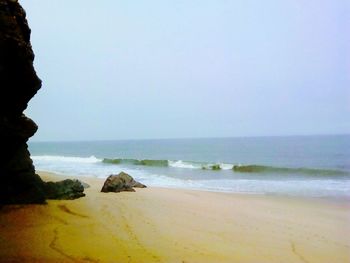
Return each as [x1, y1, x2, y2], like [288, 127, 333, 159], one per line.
[0, 0, 46, 204]
[0, 0, 85, 204]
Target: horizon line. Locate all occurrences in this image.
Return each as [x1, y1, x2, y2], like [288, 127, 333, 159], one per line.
[29, 133, 350, 143]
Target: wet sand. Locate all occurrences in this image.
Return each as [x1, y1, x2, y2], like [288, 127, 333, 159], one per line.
[0, 171, 349, 262]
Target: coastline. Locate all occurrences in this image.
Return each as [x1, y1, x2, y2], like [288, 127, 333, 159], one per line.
[0, 171, 349, 262]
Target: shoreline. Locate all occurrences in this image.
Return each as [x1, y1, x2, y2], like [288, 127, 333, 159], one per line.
[37, 169, 350, 204]
[0, 171, 349, 262]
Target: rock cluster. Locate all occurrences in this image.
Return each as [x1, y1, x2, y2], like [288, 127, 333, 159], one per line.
[101, 172, 147, 193]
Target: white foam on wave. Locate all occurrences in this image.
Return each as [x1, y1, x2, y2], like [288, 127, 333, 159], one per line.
[219, 163, 234, 170]
[32, 155, 102, 163]
[168, 160, 233, 170]
[32, 155, 104, 178]
[135, 173, 200, 188]
[168, 160, 200, 169]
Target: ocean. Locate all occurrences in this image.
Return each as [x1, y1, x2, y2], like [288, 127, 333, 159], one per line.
[29, 135, 350, 198]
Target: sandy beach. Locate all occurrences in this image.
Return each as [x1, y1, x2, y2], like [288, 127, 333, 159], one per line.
[0, 171, 349, 263]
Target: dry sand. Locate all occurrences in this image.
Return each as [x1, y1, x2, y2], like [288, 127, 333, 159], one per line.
[0, 171, 349, 263]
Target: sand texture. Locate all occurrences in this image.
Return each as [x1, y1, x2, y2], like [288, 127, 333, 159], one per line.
[0, 172, 349, 262]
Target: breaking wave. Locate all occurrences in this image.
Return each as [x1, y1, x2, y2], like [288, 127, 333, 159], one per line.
[103, 158, 347, 175]
[103, 158, 234, 170]
[102, 158, 168, 167]
[32, 156, 348, 175]
[232, 165, 346, 175]
[32, 155, 101, 163]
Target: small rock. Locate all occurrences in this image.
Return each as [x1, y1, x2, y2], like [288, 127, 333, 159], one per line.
[44, 179, 85, 200]
[101, 172, 146, 193]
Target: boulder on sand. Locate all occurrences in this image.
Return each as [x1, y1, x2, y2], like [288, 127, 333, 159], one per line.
[44, 179, 86, 200]
[101, 172, 146, 193]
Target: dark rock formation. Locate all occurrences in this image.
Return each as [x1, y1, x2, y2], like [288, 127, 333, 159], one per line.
[45, 179, 85, 200]
[0, 0, 46, 204]
[0, 0, 85, 204]
[101, 172, 147, 193]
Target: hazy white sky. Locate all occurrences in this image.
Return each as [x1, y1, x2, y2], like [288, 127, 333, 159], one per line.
[23, 0, 349, 141]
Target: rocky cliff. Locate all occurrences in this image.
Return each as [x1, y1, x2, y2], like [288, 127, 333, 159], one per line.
[0, 0, 84, 204]
[0, 0, 46, 204]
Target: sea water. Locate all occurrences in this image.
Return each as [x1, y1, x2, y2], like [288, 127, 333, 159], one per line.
[29, 135, 350, 198]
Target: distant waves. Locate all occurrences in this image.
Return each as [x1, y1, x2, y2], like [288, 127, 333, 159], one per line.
[31, 155, 350, 197]
[32, 155, 348, 176]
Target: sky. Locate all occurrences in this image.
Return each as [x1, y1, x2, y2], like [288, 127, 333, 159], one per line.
[22, 0, 349, 141]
